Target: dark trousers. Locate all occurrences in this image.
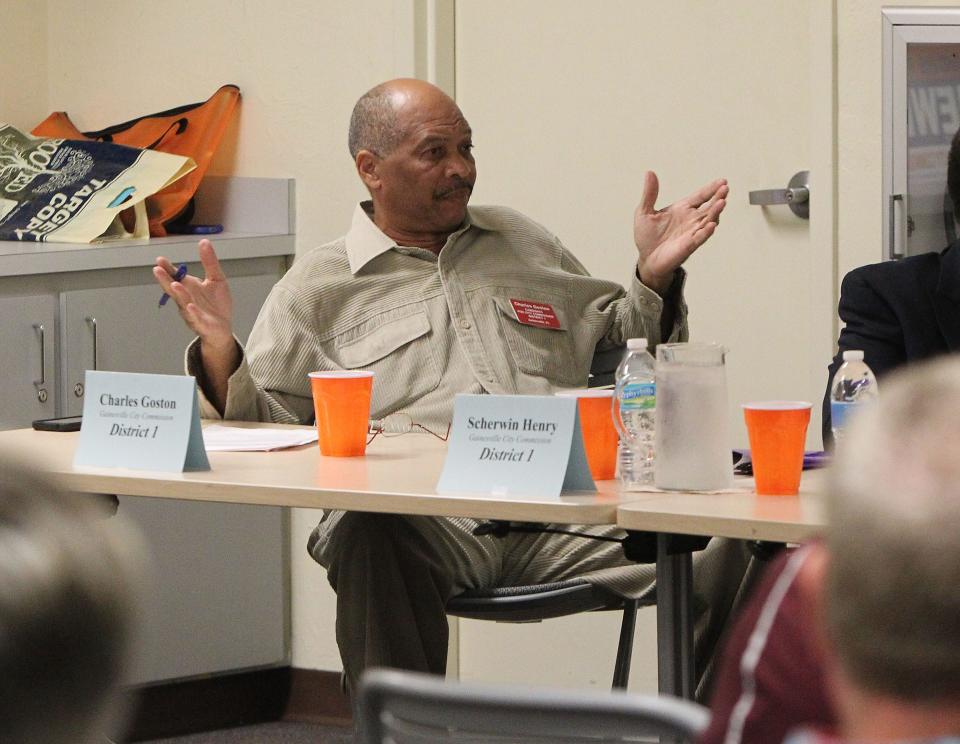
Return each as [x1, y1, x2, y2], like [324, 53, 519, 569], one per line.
[314, 510, 757, 700]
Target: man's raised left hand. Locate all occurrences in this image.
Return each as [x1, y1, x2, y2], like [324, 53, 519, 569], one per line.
[633, 171, 728, 295]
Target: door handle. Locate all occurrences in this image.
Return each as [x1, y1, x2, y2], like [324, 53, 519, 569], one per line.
[889, 193, 905, 260]
[749, 170, 809, 219]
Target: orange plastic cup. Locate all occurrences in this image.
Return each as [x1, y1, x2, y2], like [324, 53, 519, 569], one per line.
[742, 401, 812, 495]
[308, 371, 375, 457]
[556, 389, 618, 480]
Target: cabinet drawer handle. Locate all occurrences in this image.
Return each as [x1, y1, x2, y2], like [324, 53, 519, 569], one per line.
[86, 316, 98, 370]
[33, 323, 45, 386]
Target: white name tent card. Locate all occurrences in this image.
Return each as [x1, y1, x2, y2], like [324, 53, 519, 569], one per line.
[436, 394, 596, 498]
[74, 370, 210, 472]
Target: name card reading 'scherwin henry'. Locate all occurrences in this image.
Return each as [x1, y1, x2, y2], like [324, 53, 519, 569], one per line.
[74, 370, 210, 472]
[437, 394, 595, 498]
[466, 415, 559, 462]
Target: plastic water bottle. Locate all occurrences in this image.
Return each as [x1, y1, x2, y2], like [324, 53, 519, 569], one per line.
[830, 349, 878, 444]
[613, 338, 656, 488]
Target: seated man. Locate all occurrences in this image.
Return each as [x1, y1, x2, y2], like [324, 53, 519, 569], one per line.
[703, 357, 960, 744]
[0, 454, 144, 744]
[821, 125, 960, 447]
[154, 78, 754, 697]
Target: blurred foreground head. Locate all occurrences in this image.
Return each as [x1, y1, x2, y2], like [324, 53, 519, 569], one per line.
[826, 356, 960, 706]
[0, 454, 143, 744]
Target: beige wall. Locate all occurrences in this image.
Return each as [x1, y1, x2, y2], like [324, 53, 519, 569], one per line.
[1, 0, 48, 130]
[42, 0, 408, 256]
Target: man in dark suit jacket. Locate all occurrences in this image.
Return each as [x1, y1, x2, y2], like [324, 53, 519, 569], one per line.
[821, 241, 960, 446]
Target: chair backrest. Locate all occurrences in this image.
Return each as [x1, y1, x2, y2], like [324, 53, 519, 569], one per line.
[589, 345, 625, 388]
[357, 669, 709, 743]
[445, 579, 625, 622]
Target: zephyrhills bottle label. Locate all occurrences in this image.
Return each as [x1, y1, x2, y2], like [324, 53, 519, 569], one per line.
[831, 400, 858, 430]
[621, 382, 655, 410]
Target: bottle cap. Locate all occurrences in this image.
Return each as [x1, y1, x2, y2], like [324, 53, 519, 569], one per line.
[626, 338, 648, 350]
[842, 350, 864, 362]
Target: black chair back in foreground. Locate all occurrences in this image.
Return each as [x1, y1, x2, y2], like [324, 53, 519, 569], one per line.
[357, 668, 709, 744]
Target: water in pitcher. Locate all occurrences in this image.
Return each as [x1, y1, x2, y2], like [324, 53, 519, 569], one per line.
[654, 343, 732, 491]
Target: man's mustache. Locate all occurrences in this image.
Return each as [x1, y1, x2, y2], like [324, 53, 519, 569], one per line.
[435, 179, 474, 198]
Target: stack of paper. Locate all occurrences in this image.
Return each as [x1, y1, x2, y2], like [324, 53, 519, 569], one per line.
[202, 424, 319, 452]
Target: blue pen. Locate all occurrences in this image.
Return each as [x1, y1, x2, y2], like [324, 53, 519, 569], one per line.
[159, 264, 188, 307]
[186, 224, 223, 235]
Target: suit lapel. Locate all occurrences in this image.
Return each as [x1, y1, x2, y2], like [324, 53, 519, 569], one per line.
[933, 242, 960, 352]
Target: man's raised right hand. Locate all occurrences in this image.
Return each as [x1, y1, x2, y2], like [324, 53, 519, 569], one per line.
[153, 238, 238, 412]
[153, 239, 235, 345]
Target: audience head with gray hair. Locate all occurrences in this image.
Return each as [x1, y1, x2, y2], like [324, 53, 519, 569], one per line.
[0, 454, 143, 744]
[820, 356, 960, 740]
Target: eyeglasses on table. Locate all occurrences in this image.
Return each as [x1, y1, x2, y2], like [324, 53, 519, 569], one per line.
[367, 412, 451, 445]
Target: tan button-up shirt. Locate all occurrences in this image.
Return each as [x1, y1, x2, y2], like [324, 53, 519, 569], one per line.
[188, 202, 688, 428]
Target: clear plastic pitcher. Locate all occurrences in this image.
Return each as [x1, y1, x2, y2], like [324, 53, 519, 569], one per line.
[654, 342, 732, 491]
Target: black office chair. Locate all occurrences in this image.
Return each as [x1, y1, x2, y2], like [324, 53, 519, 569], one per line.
[357, 668, 709, 744]
[446, 578, 652, 690]
[587, 344, 625, 388]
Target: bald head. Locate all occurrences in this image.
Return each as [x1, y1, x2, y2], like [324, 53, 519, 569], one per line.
[348, 79, 460, 159]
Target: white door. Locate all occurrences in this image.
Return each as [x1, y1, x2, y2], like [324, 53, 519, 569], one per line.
[884, 10, 960, 260]
[451, 0, 834, 691]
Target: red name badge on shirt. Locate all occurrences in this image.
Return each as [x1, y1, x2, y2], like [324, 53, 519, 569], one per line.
[510, 299, 561, 329]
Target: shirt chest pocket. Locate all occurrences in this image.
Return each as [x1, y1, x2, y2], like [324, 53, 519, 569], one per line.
[329, 310, 441, 415]
[491, 295, 582, 386]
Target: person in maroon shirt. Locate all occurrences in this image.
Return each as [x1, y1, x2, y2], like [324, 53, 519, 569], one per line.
[700, 544, 835, 744]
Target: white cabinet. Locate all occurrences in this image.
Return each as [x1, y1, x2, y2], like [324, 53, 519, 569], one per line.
[0, 293, 56, 428]
[0, 177, 295, 684]
[58, 271, 278, 415]
[60, 281, 196, 410]
[121, 494, 287, 683]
